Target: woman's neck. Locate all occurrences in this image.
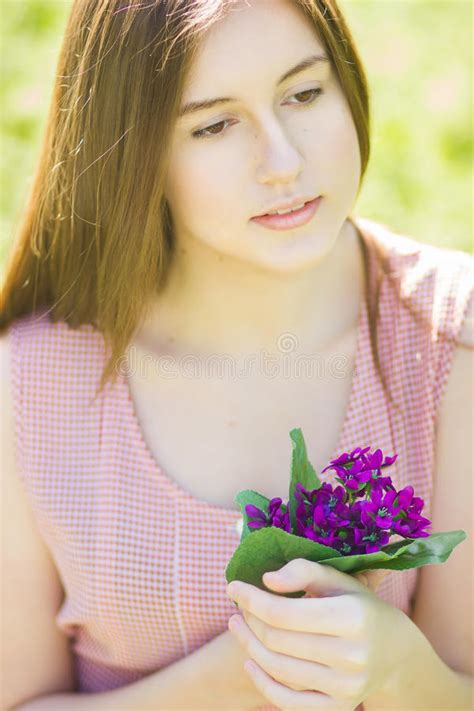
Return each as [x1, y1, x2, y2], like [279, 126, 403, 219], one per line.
[133, 218, 365, 361]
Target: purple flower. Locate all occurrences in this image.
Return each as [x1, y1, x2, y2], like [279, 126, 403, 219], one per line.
[245, 497, 291, 532]
[356, 523, 391, 554]
[339, 457, 370, 491]
[330, 520, 390, 555]
[390, 486, 432, 538]
[360, 449, 399, 494]
[321, 446, 371, 473]
[303, 523, 339, 547]
[294, 482, 350, 536]
[359, 488, 401, 529]
[323, 447, 398, 499]
[295, 482, 352, 542]
[241, 445, 431, 556]
[294, 482, 347, 513]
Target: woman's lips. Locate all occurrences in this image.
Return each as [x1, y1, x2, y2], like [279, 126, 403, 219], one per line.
[250, 196, 323, 231]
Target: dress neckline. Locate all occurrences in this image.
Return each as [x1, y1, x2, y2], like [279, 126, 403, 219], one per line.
[122, 221, 370, 516]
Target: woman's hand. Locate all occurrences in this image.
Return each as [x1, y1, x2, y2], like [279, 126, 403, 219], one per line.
[221, 629, 278, 709]
[226, 559, 414, 711]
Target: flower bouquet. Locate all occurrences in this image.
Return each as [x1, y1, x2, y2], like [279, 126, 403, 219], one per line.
[225, 428, 466, 598]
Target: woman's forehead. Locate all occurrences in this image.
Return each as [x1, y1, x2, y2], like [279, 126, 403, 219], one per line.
[183, 0, 326, 94]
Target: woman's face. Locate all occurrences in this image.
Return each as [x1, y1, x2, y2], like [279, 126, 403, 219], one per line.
[164, 0, 361, 274]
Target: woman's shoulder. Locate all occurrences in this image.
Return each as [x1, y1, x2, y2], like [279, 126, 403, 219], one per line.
[354, 215, 473, 345]
[8, 307, 103, 343]
[355, 215, 472, 271]
[8, 307, 106, 362]
[7, 307, 109, 405]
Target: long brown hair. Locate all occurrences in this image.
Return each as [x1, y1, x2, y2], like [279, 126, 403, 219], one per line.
[0, 0, 398, 399]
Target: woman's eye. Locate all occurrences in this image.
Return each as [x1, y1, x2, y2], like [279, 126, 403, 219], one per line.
[191, 119, 232, 139]
[191, 88, 323, 139]
[287, 87, 323, 105]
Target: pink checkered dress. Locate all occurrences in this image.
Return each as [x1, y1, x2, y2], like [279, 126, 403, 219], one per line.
[9, 216, 473, 710]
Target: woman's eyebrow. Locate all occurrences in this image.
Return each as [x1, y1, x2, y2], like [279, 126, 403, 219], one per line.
[178, 53, 330, 118]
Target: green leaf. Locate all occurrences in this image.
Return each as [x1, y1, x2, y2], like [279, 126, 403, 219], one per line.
[224, 526, 467, 598]
[225, 526, 342, 599]
[324, 530, 467, 573]
[288, 428, 321, 532]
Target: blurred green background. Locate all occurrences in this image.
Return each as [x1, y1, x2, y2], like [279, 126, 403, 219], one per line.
[1, 0, 472, 279]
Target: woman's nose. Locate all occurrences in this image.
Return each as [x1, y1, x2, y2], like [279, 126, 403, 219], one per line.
[254, 120, 304, 184]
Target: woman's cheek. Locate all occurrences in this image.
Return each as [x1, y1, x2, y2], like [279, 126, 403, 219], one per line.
[170, 164, 238, 235]
[319, 105, 361, 193]
[165, 149, 214, 218]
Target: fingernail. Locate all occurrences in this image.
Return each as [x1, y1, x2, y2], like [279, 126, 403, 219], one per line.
[229, 615, 242, 630]
[227, 582, 241, 599]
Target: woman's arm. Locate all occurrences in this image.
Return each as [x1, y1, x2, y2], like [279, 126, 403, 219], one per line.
[365, 317, 474, 708]
[363, 616, 473, 710]
[13, 630, 268, 711]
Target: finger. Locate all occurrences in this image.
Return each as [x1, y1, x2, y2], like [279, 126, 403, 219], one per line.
[229, 612, 365, 698]
[370, 569, 390, 588]
[243, 659, 341, 710]
[242, 610, 369, 673]
[354, 573, 369, 588]
[227, 580, 358, 636]
[355, 569, 390, 593]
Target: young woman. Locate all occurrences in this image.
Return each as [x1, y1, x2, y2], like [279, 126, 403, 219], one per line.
[1, 1, 472, 710]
